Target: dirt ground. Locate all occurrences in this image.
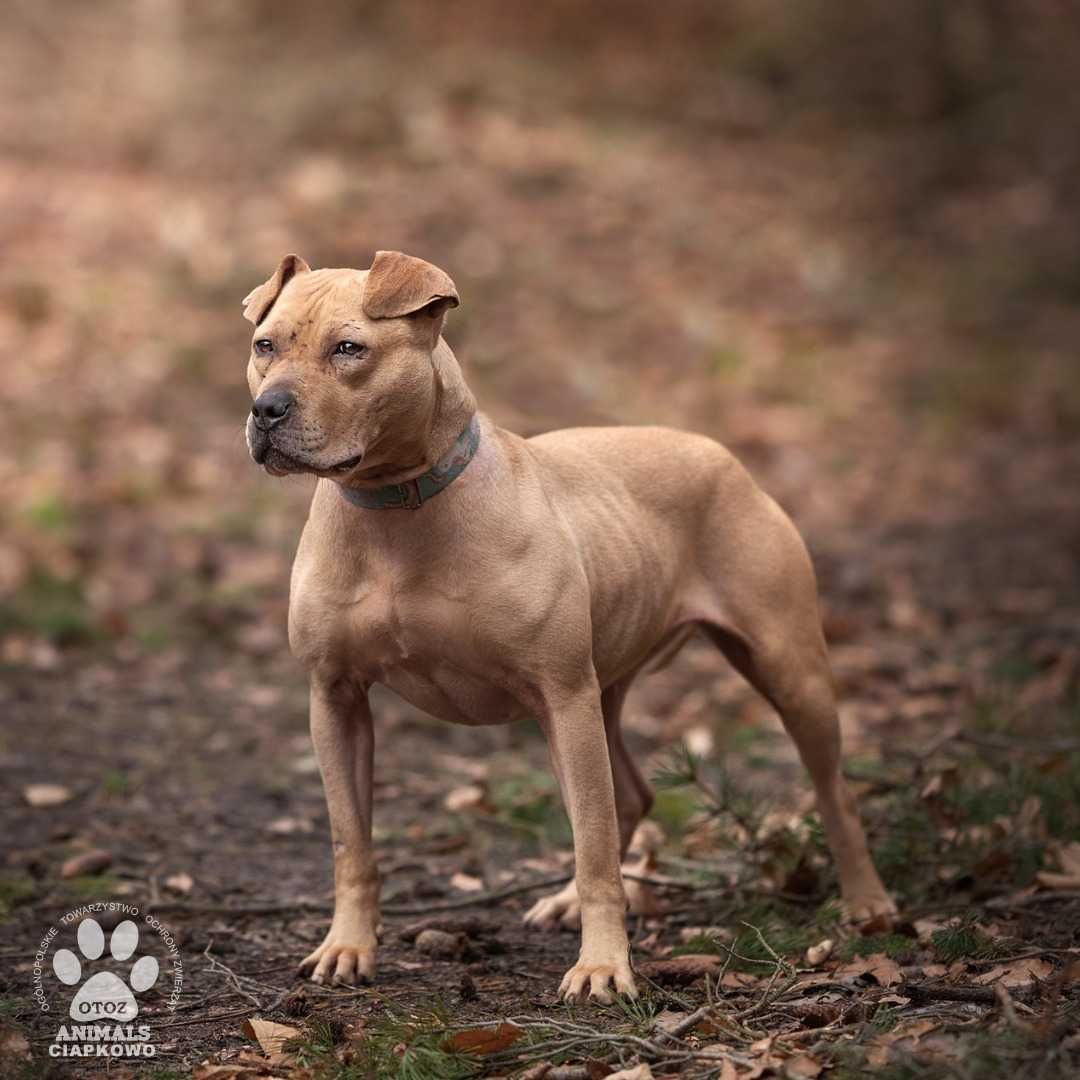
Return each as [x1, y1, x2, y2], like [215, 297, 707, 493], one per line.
[1, 4, 1079, 1078]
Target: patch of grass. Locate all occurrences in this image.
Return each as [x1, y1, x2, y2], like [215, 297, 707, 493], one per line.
[930, 923, 1001, 964]
[0, 874, 37, 920]
[489, 769, 571, 849]
[0, 993, 32, 1017]
[293, 1003, 478, 1080]
[0, 566, 95, 645]
[649, 787, 702, 834]
[101, 770, 131, 798]
[20, 492, 75, 536]
[61, 874, 122, 901]
[839, 934, 917, 964]
[671, 933, 726, 957]
[650, 746, 761, 840]
[706, 343, 744, 376]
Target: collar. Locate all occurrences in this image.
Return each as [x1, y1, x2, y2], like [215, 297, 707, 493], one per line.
[335, 415, 481, 510]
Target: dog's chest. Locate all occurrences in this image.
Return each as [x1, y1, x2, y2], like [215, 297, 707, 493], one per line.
[289, 566, 525, 727]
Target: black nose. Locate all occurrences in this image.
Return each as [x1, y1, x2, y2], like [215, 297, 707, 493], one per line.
[251, 387, 294, 430]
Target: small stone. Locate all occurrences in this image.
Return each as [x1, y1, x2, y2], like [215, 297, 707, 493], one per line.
[414, 928, 466, 960]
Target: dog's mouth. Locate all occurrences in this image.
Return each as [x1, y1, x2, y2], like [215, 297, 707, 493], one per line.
[253, 443, 363, 477]
[247, 419, 363, 476]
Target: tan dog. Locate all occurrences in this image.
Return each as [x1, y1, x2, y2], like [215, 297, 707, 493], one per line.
[242, 251, 895, 1002]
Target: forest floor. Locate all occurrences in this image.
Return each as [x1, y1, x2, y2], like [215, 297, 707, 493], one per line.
[1, 5, 1079, 1077]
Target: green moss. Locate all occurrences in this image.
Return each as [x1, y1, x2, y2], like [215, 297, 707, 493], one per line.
[0, 874, 37, 920]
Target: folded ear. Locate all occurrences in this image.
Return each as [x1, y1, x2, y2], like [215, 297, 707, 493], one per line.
[361, 251, 459, 324]
[242, 254, 311, 325]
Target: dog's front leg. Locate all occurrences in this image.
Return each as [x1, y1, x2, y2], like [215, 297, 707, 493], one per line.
[298, 677, 379, 985]
[541, 682, 637, 1003]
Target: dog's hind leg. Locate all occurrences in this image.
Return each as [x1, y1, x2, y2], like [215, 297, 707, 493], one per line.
[699, 500, 895, 922]
[524, 678, 656, 929]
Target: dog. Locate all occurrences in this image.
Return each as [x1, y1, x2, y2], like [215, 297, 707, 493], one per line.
[242, 250, 895, 1002]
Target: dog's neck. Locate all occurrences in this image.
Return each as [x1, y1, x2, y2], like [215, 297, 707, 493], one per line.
[335, 338, 478, 505]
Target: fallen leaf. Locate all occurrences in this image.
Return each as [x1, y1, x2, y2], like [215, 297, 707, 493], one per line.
[23, 783, 72, 807]
[449, 871, 484, 892]
[605, 1065, 654, 1080]
[1037, 842, 1080, 890]
[784, 1053, 823, 1079]
[241, 1017, 300, 1056]
[443, 784, 488, 813]
[836, 952, 903, 987]
[720, 970, 759, 989]
[193, 1064, 272, 1080]
[444, 1022, 523, 1055]
[266, 817, 312, 835]
[805, 939, 834, 966]
[973, 957, 1053, 988]
[0, 1027, 31, 1062]
[164, 872, 194, 894]
[61, 850, 112, 878]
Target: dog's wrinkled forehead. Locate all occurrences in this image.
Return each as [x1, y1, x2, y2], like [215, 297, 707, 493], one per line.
[261, 269, 371, 335]
[243, 251, 460, 335]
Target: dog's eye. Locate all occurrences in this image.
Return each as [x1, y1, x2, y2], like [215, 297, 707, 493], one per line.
[253, 339, 273, 357]
[333, 341, 366, 358]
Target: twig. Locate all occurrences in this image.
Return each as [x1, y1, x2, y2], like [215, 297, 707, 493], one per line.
[145, 873, 574, 919]
[382, 874, 573, 914]
[906, 982, 1032, 1005]
[151, 1007, 254, 1030]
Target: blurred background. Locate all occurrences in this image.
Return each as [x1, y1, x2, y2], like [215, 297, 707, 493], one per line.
[1, 0, 1078, 668]
[1, 2, 1079, 1068]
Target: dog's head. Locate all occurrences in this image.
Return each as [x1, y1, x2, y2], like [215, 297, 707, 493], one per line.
[242, 251, 459, 479]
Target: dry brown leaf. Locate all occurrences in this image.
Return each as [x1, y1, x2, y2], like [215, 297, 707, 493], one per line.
[444, 1022, 523, 1055]
[0, 1027, 31, 1062]
[443, 784, 488, 813]
[23, 783, 72, 807]
[720, 970, 760, 989]
[449, 871, 484, 892]
[241, 1017, 300, 1056]
[604, 1064, 654, 1080]
[836, 952, 903, 987]
[1037, 842, 1080, 890]
[193, 1065, 272, 1080]
[60, 849, 112, 878]
[164, 871, 194, 894]
[973, 957, 1053, 988]
[784, 1053, 823, 1079]
[266, 817, 312, 835]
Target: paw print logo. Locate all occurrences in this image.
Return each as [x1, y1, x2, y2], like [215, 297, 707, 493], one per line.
[53, 919, 160, 1021]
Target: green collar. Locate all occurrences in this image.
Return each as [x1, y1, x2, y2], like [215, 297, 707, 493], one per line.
[336, 416, 480, 510]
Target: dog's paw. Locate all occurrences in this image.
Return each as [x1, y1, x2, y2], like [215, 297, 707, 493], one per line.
[524, 882, 581, 931]
[525, 876, 662, 931]
[840, 891, 899, 927]
[299, 938, 376, 986]
[559, 956, 637, 1004]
